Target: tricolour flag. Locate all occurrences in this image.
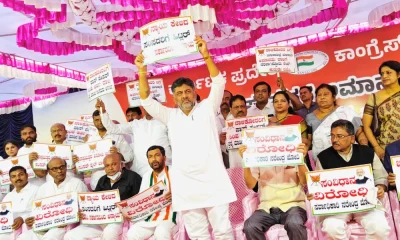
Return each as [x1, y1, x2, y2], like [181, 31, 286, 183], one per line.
[297, 55, 314, 67]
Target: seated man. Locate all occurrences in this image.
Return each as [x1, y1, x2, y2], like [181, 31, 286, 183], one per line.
[127, 146, 175, 240]
[238, 143, 309, 240]
[312, 119, 390, 239]
[19, 157, 88, 240]
[0, 166, 39, 240]
[64, 153, 142, 240]
[383, 139, 400, 173]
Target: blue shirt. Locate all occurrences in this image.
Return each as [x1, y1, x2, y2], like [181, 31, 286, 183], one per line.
[383, 140, 400, 173]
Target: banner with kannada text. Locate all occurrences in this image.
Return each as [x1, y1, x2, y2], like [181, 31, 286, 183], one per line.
[0, 202, 13, 234]
[306, 164, 375, 216]
[74, 139, 112, 172]
[78, 190, 123, 225]
[32, 144, 72, 170]
[114, 24, 400, 117]
[0, 155, 35, 185]
[32, 192, 79, 232]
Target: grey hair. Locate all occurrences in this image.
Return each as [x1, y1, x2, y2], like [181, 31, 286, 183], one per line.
[331, 119, 355, 135]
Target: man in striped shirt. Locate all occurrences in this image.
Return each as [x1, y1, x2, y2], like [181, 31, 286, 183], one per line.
[127, 145, 175, 240]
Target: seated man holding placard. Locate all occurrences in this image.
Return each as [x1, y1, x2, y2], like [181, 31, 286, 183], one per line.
[310, 119, 390, 239]
[64, 153, 142, 240]
[125, 145, 176, 240]
[18, 157, 88, 240]
[0, 166, 39, 240]
[238, 143, 309, 240]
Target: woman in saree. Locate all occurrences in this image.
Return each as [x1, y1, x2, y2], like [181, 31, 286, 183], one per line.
[269, 91, 309, 144]
[363, 60, 400, 159]
[306, 84, 368, 161]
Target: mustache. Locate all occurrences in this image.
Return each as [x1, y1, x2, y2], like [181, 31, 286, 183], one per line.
[16, 180, 22, 183]
[237, 111, 244, 115]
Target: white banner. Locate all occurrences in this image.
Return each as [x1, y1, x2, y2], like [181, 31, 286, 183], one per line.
[126, 79, 167, 107]
[74, 139, 112, 172]
[0, 202, 13, 234]
[225, 115, 268, 150]
[306, 164, 376, 216]
[32, 144, 72, 170]
[391, 155, 400, 200]
[86, 64, 116, 102]
[255, 46, 297, 73]
[78, 190, 123, 225]
[65, 120, 97, 143]
[242, 124, 303, 167]
[140, 16, 197, 65]
[80, 114, 93, 123]
[32, 192, 79, 232]
[0, 155, 35, 185]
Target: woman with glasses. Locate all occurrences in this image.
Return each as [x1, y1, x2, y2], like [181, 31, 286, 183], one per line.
[306, 84, 368, 161]
[363, 60, 400, 159]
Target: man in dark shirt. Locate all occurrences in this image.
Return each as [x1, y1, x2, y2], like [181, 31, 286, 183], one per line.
[295, 86, 318, 119]
[64, 153, 142, 240]
[95, 152, 142, 200]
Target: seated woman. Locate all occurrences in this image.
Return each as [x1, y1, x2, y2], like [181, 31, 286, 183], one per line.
[306, 84, 368, 161]
[363, 60, 400, 159]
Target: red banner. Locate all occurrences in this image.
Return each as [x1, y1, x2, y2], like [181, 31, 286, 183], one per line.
[115, 24, 400, 116]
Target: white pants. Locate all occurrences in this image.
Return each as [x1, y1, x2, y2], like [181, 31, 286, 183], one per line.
[181, 204, 233, 240]
[64, 223, 123, 240]
[127, 220, 176, 240]
[322, 209, 390, 240]
[17, 228, 66, 240]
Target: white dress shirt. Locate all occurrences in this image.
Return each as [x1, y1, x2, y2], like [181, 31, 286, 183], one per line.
[17, 145, 46, 187]
[141, 73, 236, 212]
[35, 176, 88, 200]
[3, 183, 39, 220]
[101, 114, 172, 177]
[247, 102, 275, 117]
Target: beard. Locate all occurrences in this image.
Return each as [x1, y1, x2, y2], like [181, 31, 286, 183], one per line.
[23, 136, 37, 145]
[179, 101, 194, 111]
[356, 175, 365, 180]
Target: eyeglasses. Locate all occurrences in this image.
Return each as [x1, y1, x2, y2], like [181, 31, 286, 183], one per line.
[49, 165, 66, 172]
[329, 134, 353, 140]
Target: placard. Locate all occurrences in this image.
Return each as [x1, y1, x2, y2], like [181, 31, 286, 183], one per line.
[32, 144, 72, 170]
[78, 190, 122, 225]
[391, 155, 400, 200]
[241, 124, 303, 167]
[0, 185, 9, 195]
[65, 120, 97, 143]
[116, 181, 171, 222]
[126, 79, 167, 107]
[74, 139, 112, 172]
[0, 155, 35, 185]
[255, 46, 297, 73]
[32, 192, 79, 232]
[0, 202, 13, 234]
[86, 64, 116, 101]
[306, 164, 375, 216]
[225, 115, 268, 150]
[140, 16, 197, 65]
[80, 114, 93, 123]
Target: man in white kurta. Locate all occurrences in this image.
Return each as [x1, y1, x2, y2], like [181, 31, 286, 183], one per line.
[17, 125, 46, 188]
[18, 157, 88, 240]
[136, 36, 236, 239]
[97, 102, 172, 177]
[79, 110, 134, 190]
[0, 166, 39, 240]
[126, 145, 177, 239]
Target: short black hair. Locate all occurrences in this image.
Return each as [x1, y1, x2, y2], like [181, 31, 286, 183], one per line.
[224, 90, 233, 98]
[315, 83, 336, 96]
[4, 140, 20, 152]
[171, 77, 195, 93]
[126, 107, 142, 116]
[229, 95, 246, 108]
[92, 110, 100, 118]
[9, 166, 27, 177]
[20, 125, 36, 133]
[331, 119, 355, 135]
[146, 145, 166, 158]
[253, 81, 271, 94]
[300, 86, 312, 93]
[379, 60, 400, 84]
